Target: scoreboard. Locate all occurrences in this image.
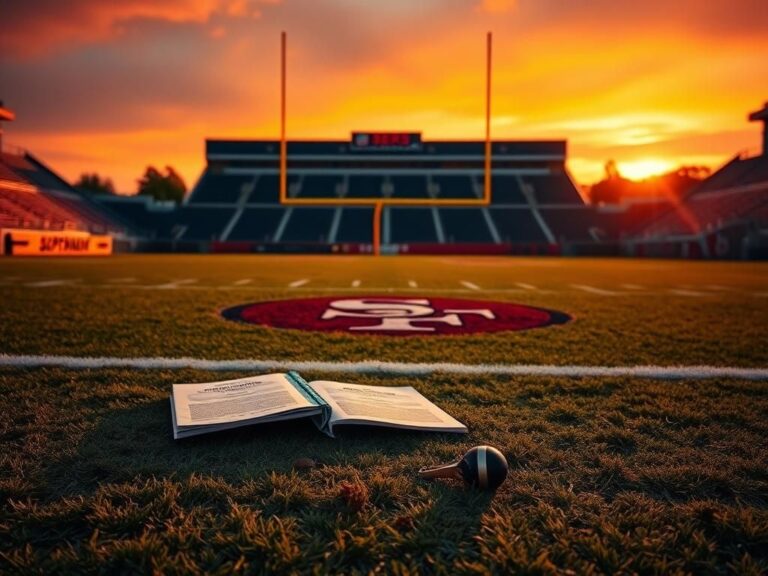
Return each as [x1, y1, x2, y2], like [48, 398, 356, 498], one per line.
[351, 132, 422, 151]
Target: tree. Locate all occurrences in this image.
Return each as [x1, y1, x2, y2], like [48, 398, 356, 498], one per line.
[589, 160, 630, 204]
[137, 166, 186, 203]
[75, 172, 115, 195]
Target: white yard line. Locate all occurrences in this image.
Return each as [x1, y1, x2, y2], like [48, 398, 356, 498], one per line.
[289, 279, 310, 288]
[25, 279, 80, 287]
[460, 281, 481, 291]
[515, 283, 537, 290]
[233, 279, 252, 286]
[620, 284, 644, 290]
[150, 278, 198, 290]
[1, 354, 767, 380]
[669, 289, 706, 297]
[571, 284, 618, 296]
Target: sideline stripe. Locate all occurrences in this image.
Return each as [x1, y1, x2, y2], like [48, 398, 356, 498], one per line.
[0, 355, 766, 380]
[571, 284, 617, 296]
[289, 279, 309, 288]
[460, 281, 481, 291]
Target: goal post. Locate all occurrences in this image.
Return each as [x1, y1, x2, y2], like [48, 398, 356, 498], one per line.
[278, 31, 494, 254]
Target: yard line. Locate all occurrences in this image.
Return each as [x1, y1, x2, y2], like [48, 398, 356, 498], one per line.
[25, 279, 80, 287]
[515, 283, 537, 290]
[460, 281, 481, 291]
[2, 354, 767, 381]
[669, 289, 705, 297]
[351, 280, 361, 288]
[233, 279, 252, 286]
[289, 279, 310, 288]
[620, 283, 644, 290]
[408, 280, 418, 288]
[151, 278, 198, 289]
[570, 284, 618, 296]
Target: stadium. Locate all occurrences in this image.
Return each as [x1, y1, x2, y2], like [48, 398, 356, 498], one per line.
[2, 21, 768, 576]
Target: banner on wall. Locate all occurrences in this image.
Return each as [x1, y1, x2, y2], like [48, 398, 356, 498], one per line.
[1, 229, 113, 256]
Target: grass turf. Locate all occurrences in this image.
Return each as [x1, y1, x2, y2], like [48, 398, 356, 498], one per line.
[1, 255, 767, 573]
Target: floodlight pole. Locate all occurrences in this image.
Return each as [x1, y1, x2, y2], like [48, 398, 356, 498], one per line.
[484, 31, 492, 204]
[280, 31, 287, 204]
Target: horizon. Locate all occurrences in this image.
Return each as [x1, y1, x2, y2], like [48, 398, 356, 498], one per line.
[1, 0, 767, 193]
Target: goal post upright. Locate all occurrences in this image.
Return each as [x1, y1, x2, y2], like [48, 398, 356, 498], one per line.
[484, 31, 492, 205]
[280, 30, 287, 204]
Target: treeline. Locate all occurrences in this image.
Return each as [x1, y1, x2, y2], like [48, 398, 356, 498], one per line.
[74, 166, 186, 203]
[589, 161, 711, 204]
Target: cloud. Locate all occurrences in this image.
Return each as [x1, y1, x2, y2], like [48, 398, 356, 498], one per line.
[0, 0, 279, 58]
[478, 0, 515, 13]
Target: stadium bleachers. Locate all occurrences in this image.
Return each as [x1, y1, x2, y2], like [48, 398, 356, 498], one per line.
[390, 175, 430, 198]
[490, 208, 549, 243]
[540, 207, 603, 242]
[298, 175, 343, 198]
[522, 173, 583, 204]
[227, 207, 287, 242]
[189, 173, 255, 203]
[0, 187, 81, 230]
[280, 207, 335, 243]
[175, 206, 236, 241]
[432, 175, 477, 199]
[439, 208, 494, 243]
[388, 208, 439, 243]
[347, 175, 384, 198]
[491, 175, 527, 204]
[251, 174, 281, 203]
[334, 208, 374, 243]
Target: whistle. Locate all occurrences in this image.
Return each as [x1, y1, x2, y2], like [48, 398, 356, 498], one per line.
[418, 445, 508, 491]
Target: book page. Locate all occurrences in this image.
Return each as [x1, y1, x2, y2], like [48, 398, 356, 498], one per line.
[172, 373, 315, 427]
[309, 380, 467, 432]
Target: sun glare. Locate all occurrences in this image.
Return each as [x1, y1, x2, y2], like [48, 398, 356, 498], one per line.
[617, 158, 676, 181]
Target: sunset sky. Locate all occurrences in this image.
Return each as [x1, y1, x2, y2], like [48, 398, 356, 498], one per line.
[1, 0, 767, 193]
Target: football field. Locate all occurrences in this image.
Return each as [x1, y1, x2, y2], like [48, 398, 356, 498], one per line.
[1, 255, 767, 573]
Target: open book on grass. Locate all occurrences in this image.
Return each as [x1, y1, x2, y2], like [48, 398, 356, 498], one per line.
[170, 371, 467, 439]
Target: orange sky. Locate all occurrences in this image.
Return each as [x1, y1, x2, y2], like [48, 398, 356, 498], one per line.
[1, 0, 767, 193]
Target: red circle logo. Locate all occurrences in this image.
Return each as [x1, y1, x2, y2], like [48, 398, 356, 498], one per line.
[221, 296, 570, 336]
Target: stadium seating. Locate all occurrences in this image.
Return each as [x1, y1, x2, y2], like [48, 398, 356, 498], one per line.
[335, 208, 374, 243]
[298, 175, 343, 198]
[280, 207, 335, 243]
[175, 206, 236, 241]
[227, 207, 287, 242]
[490, 208, 549, 243]
[347, 175, 384, 198]
[432, 175, 477, 199]
[522, 173, 583, 204]
[189, 173, 256, 203]
[540, 207, 603, 242]
[390, 175, 430, 198]
[388, 208, 439, 243]
[490, 175, 527, 204]
[250, 174, 281, 203]
[0, 187, 81, 230]
[439, 208, 494, 243]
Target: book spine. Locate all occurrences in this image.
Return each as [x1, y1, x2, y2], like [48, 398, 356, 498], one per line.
[286, 371, 326, 407]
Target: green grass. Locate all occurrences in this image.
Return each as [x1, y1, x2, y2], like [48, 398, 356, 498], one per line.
[1, 255, 767, 573]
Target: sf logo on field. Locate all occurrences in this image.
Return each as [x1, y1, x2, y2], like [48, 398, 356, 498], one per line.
[321, 298, 494, 332]
[221, 296, 570, 336]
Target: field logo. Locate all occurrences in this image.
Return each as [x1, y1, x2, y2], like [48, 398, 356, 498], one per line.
[222, 296, 570, 336]
[321, 298, 494, 332]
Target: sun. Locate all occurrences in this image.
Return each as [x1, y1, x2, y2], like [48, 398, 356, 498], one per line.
[617, 158, 676, 181]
